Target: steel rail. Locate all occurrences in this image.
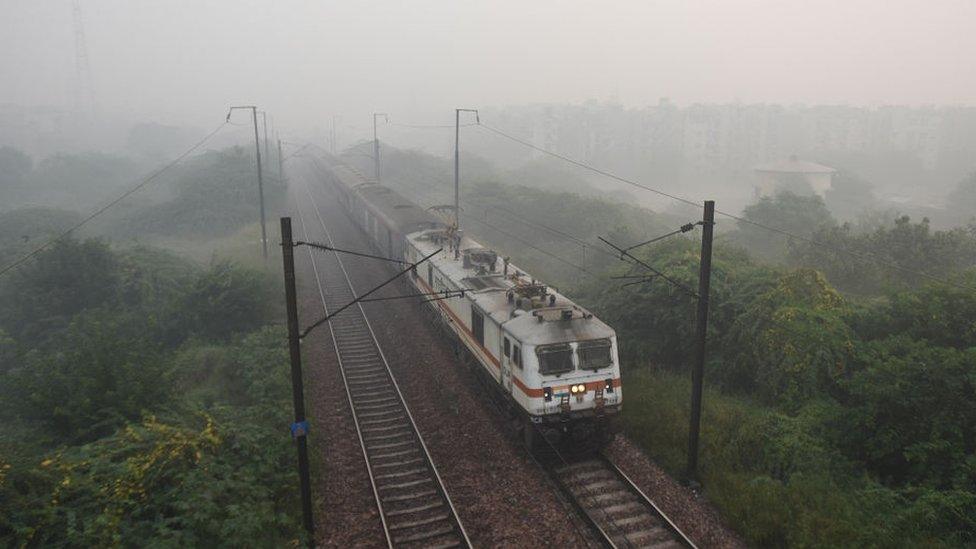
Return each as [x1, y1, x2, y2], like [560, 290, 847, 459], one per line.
[550, 453, 697, 549]
[294, 169, 471, 548]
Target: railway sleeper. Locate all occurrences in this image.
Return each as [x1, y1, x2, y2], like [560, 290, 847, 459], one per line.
[342, 359, 383, 369]
[363, 430, 414, 444]
[381, 488, 437, 503]
[557, 460, 600, 473]
[385, 501, 444, 518]
[573, 480, 618, 492]
[579, 489, 630, 505]
[371, 448, 419, 461]
[355, 401, 401, 413]
[612, 514, 661, 529]
[336, 345, 376, 354]
[346, 368, 386, 381]
[369, 439, 416, 451]
[565, 469, 612, 483]
[358, 408, 403, 419]
[375, 467, 429, 481]
[356, 395, 398, 405]
[379, 477, 434, 492]
[354, 389, 397, 400]
[361, 422, 410, 434]
[391, 523, 457, 545]
[372, 456, 424, 470]
[602, 501, 644, 516]
[347, 378, 386, 388]
[617, 525, 675, 548]
[389, 513, 452, 532]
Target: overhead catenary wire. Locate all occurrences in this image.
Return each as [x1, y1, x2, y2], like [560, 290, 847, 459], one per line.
[0, 121, 230, 278]
[475, 121, 976, 293]
[384, 179, 600, 279]
[313, 146, 696, 288]
[388, 122, 478, 129]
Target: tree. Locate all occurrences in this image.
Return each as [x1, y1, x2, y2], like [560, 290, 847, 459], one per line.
[0, 237, 120, 343]
[735, 191, 836, 261]
[3, 309, 168, 441]
[788, 215, 976, 293]
[837, 337, 976, 489]
[177, 261, 272, 341]
[0, 147, 32, 207]
[947, 172, 976, 225]
[723, 270, 854, 406]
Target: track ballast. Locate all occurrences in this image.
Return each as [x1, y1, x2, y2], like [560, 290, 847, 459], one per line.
[296, 181, 470, 549]
[550, 454, 696, 549]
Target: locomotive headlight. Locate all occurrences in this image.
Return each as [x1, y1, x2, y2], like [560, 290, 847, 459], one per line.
[605, 379, 614, 393]
[543, 387, 553, 402]
[570, 384, 586, 394]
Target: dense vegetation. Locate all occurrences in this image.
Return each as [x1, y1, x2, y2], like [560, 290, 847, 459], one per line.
[0, 144, 298, 546]
[0, 235, 299, 546]
[361, 147, 976, 547]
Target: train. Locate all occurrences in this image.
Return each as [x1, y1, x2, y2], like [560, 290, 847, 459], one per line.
[319, 157, 622, 451]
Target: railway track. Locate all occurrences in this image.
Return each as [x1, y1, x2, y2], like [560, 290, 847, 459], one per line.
[550, 454, 696, 549]
[295, 178, 471, 549]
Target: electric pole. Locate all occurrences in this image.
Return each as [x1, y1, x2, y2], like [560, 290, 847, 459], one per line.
[331, 115, 338, 154]
[259, 111, 270, 170]
[373, 113, 388, 183]
[280, 217, 315, 545]
[278, 138, 284, 186]
[686, 200, 715, 484]
[227, 106, 268, 261]
[454, 108, 479, 249]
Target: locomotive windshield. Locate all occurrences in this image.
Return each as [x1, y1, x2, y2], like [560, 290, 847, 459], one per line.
[578, 339, 612, 370]
[536, 343, 574, 375]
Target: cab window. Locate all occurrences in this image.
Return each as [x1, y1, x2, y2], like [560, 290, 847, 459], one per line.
[513, 345, 521, 369]
[504, 338, 511, 358]
[579, 339, 613, 370]
[536, 343, 573, 375]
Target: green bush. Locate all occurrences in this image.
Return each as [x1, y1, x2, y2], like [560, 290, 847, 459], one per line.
[3, 308, 169, 442]
[620, 368, 973, 547]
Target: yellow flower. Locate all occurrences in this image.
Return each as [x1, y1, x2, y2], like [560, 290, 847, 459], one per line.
[40, 458, 54, 468]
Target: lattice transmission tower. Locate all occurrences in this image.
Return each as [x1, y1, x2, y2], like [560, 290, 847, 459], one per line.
[71, 0, 95, 116]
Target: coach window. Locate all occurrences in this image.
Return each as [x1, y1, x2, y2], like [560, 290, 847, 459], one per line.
[472, 309, 485, 346]
[504, 338, 511, 358]
[513, 345, 522, 369]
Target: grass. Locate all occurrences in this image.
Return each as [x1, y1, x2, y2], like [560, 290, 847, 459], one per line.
[618, 366, 955, 548]
[124, 221, 279, 272]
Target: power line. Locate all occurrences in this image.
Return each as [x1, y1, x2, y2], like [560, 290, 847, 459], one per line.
[465, 215, 598, 278]
[0, 121, 229, 278]
[598, 236, 698, 298]
[388, 183, 599, 278]
[389, 122, 478, 129]
[478, 122, 700, 208]
[476, 122, 976, 293]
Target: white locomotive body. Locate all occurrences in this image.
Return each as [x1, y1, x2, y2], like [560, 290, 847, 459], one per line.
[324, 159, 622, 448]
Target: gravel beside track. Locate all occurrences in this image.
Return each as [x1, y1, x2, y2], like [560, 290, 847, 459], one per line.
[290, 155, 744, 548]
[293, 161, 585, 547]
[604, 438, 747, 548]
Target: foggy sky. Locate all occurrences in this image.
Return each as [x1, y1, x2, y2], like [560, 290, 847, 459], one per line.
[2, 0, 974, 133]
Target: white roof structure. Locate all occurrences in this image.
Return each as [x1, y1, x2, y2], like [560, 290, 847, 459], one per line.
[407, 229, 615, 346]
[754, 156, 836, 174]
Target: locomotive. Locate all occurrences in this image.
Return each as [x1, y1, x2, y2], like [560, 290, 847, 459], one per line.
[320, 158, 622, 451]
